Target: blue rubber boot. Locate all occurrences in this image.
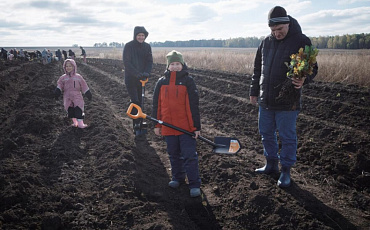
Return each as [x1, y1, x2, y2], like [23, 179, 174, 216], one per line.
[277, 166, 291, 188]
[168, 181, 180, 189]
[255, 158, 279, 174]
[190, 188, 201, 198]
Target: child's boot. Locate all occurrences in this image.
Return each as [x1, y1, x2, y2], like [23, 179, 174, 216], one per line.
[168, 181, 180, 189]
[71, 118, 78, 127]
[77, 119, 88, 129]
[190, 188, 201, 198]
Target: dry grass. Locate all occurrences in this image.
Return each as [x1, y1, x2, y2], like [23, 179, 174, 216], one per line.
[151, 48, 256, 74]
[314, 49, 370, 87]
[84, 47, 370, 87]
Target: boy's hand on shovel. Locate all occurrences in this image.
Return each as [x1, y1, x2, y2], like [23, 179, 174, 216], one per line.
[194, 131, 200, 139]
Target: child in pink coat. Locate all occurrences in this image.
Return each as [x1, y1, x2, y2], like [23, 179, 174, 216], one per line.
[55, 59, 92, 128]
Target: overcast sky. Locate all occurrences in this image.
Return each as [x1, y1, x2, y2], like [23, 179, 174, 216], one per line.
[1, 0, 369, 47]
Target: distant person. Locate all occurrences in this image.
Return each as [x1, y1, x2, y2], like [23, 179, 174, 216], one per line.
[152, 50, 202, 198]
[68, 49, 75, 59]
[7, 50, 14, 61]
[41, 48, 48, 65]
[36, 50, 42, 61]
[123, 26, 153, 136]
[250, 6, 318, 187]
[56, 49, 62, 61]
[1, 48, 7, 61]
[47, 50, 53, 63]
[19, 49, 25, 61]
[13, 48, 18, 60]
[80, 46, 86, 63]
[62, 50, 68, 60]
[54, 59, 92, 128]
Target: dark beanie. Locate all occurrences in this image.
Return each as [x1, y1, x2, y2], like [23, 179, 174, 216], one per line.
[268, 6, 290, 26]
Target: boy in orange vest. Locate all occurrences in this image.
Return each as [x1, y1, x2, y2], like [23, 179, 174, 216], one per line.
[152, 50, 201, 197]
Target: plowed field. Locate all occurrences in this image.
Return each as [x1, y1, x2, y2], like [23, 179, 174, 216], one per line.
[1, 59, 369, 229]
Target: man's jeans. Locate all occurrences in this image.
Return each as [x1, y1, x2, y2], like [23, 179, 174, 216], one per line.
[258, 107, 299, 167]
[165, 134, 201, 189]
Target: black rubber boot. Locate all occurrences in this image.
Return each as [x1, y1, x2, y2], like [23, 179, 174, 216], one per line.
[255, 158, 279, 174]
[133, 120, 140, 134]
[277, 166, 291, 188]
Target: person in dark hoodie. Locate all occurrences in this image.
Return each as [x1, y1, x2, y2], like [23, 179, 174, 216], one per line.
[62, 50, 68, 60]
[1, 48, 7, 61]
[250, 6, 318, 188]
[123, 26, 153, 135]
[80, 46, 86, 63]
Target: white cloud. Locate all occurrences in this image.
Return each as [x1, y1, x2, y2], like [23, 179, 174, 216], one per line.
[210, 0, 259, 14]
[186, 4, 218, 23]
[300, 7, 370, 36]
[338, 0, 370, 4]
[0, 0, 369, 46]
[285, 1, 313, 14]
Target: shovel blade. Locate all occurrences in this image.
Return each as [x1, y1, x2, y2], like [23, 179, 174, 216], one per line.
[213, 137, 241, 154]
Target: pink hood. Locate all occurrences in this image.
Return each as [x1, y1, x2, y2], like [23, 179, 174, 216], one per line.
[63, 58, 77, 75]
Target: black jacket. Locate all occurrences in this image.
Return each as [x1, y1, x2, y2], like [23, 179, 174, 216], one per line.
[123, 26, 153, 81]
[250, 16, 318, 110]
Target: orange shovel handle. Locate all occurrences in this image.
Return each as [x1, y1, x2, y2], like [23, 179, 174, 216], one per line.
[140, 78, 148, 86]
[126, 103, 147, 119]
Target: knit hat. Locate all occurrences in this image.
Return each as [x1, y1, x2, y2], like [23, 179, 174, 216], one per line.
[268, 6, 290, 26]
[166, 50, 184, 67]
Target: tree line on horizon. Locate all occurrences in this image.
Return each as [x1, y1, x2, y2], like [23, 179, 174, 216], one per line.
[93, 42, 124, 48]
[151, 33, 370, 49]
[93, 33, 370, 49]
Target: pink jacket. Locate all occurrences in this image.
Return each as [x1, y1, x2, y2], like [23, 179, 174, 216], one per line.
[57, 59, 89, 111]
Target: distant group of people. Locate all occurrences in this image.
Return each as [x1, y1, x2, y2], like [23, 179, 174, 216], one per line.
[52, 6, 318, 199]
[0, 46, 86, 64]
[41, 48, 83, 65]
[1, 48, 30, 61]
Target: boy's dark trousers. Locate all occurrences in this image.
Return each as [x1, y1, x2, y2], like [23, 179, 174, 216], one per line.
[164, 134, 201, 189]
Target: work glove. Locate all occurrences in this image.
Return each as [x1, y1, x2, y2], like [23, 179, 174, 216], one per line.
[138, 72, 148, 81]
[54, 88, 61, 100]
[137, 73, 143, 80]
[85, 90, 92, 101]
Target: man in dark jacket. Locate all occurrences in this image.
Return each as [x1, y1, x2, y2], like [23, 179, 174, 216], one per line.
[1, 48, 7, 61]
[62, 50, 68, 60]
[250, 6, 318, 188]
[56, 49, 62, 61]
[123, 26, 153, 135]
[80, 46, 86, 63]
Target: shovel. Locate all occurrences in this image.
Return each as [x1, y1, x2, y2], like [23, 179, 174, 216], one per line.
[126, 103, 241, 154]
[137, 78, 149, 135]
[132, 78, 149, 136]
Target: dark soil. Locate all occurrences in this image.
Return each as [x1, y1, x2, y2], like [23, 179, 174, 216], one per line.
[1, 58, 369, 230]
